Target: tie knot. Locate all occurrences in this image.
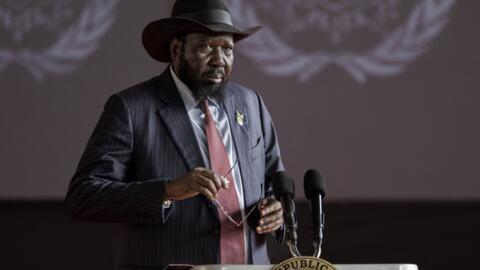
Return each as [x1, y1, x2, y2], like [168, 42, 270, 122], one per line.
[201, 99, 213, 123]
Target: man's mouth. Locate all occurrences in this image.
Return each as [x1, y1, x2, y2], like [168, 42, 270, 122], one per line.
[204, 71, 225, 82]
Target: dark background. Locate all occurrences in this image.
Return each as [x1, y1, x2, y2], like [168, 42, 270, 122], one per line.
[1, 0, 479, 269]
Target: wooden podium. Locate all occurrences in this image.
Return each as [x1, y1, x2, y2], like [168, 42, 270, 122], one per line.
[165, 264, 419, 270]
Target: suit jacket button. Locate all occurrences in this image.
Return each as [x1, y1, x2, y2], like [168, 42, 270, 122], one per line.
[212, 228, 219, 236]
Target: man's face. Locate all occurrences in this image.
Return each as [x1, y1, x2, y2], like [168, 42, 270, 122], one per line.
[172, 32, 234, 100]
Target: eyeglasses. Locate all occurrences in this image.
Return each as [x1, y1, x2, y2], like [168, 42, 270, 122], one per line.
[224, 157, 238, 179]
[211, 158, 264, 227]
[212, 198, 258, 227]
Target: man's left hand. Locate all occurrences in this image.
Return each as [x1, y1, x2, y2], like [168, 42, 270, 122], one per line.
[256, 197, 284, 234]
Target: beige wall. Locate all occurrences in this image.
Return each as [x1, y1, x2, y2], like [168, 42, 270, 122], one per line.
[0, 0, 478, 200]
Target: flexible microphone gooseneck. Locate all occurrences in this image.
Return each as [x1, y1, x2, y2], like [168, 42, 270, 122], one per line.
[304, 169, 326, 258]
[272, 171, 300, 257]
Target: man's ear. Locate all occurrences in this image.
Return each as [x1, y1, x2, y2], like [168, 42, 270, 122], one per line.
[169, 38, 182, 63]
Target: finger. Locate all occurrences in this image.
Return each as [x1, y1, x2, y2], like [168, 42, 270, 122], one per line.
[192, 167, 208, 174]
[190, 182, 215, 200]
[200, 170, 223, 191]
[190, 172, 217, 196]
[212, 173, 224, 191]
[197, 174, 220, 198]
[261, 213, 284, 229]
[261, 222, 282, 233]
[220, 176, 229, 189]
[260, 201, 282, 216]
[259, 211, 283, 227]
[258, 198, 270, 210]
[256, 218, 283, 234]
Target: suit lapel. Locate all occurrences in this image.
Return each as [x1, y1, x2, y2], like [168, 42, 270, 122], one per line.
[156, 70, 205, 170]
[155, 69, 218, 219]
[223, 86, 258, 208]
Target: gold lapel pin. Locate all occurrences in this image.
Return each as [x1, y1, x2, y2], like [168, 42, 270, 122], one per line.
[236, 110, 244, 126]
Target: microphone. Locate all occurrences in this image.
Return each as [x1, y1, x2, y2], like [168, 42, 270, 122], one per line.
[272, 171, 299, 256]
[303, 169, 326, 258]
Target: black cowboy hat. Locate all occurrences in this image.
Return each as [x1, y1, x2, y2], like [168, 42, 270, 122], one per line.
[142, 0, 261, 63]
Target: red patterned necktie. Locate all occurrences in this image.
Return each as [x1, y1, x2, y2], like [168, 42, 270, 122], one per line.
[201, 100, 246, 264]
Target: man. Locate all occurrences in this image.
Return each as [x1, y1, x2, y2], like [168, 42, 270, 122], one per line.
[65, 0, 285, 268]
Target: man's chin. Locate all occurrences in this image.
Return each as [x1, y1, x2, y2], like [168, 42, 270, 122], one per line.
[191, 80, 227, 100]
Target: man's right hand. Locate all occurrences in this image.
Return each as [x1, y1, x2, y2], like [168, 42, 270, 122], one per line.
[164, 167, 229, 201]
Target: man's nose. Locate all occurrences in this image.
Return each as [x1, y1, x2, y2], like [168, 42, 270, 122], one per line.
[210, 49, 225, 67]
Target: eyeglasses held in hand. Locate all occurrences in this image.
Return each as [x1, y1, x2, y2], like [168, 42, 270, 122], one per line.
[211, 198, 257, 227]
[211, 158, 264, 227]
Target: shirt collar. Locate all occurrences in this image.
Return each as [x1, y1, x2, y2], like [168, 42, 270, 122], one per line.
[170, 65, 198, 112]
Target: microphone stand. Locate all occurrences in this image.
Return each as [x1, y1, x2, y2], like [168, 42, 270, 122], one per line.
[284, 201, 301, 257]
[286, 194, 324, 259]
[312, 194, 324, 258]
[286, 230, 323, 258]
[313, 241, 322, 258]
[288, 240, 301, 257]
[286, 231, 323, 258]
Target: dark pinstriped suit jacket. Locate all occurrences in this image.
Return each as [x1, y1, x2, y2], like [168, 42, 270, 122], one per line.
[65, 68, 284, 269]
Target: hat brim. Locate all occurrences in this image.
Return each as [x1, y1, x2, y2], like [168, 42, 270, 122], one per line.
[142, 17, 261, 62]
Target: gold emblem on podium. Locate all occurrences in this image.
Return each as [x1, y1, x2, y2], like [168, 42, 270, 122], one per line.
[272, 256, 336, 270]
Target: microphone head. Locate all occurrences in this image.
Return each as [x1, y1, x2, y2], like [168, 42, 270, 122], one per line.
[304, 169, 326, 199]
[272, 171, 295, 198]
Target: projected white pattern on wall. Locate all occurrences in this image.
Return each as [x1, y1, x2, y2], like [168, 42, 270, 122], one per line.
[230, 0, 456, 84]
[0, 0, 120, 81]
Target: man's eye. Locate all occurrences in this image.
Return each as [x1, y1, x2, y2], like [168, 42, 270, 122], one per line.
[201, 45, 212, 51]
[224, 47, 233, 55]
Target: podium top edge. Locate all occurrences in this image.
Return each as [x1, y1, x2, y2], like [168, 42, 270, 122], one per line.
[191, 264, 419, 270]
